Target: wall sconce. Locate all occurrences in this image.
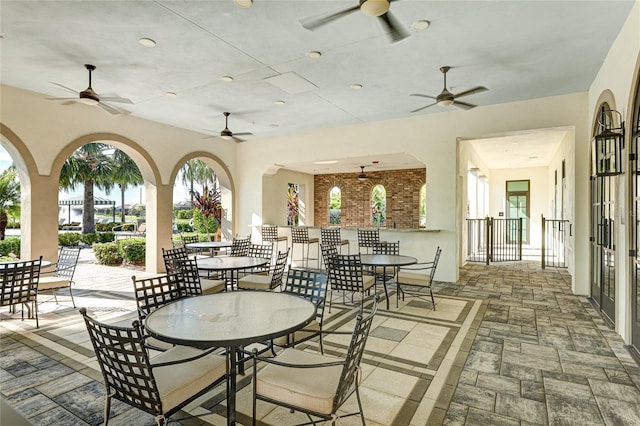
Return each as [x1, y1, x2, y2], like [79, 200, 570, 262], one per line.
[593, 107, 625, 176]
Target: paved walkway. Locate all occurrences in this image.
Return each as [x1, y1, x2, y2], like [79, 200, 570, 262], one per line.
[438, 261, 640, 425]
[1, 251, 640, 425]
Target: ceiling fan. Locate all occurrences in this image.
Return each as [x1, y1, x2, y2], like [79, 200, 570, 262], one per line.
[300, 0, 410, 43]
[410, 66, 488, 113]
[47, 64, 133, 115]
[220, 112, 253, 142]
[357, 165, 373, 181]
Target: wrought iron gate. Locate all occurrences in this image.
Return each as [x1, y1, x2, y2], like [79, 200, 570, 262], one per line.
[541, 215, 569, 269]
[466, 217, 523, 264]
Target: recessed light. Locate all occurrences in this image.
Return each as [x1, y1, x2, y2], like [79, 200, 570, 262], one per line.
[165, 92, 177, 97]
[274, 100, 285, 105]
[221, 75, 234, 82]
[412, 20, 430, 31]
[139, 38, 156, 47]
[307, 51, 322, 59]
[234, 0, 253, 7]
[350, 84, 363, 90]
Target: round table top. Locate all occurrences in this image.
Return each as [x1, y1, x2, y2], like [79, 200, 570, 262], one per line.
[196, 256, 269, 271]
[0, 259, 52, 268]
[359, 254, 418, 267]
[145, 292, 316, 348]
[185, 241, 233, 249]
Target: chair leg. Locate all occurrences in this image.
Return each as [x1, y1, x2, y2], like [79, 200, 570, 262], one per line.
[355, 383, 366, 426]
[429, 286, 436, 310]
[103, 395, 111, 426]
[252, 357, 258, 426]
[34, 300, 38, 328]
[69, 286, 76, 308]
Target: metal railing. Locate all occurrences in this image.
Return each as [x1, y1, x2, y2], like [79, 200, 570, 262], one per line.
[466, 217, 523, 264]
[541, 215, 569, 269]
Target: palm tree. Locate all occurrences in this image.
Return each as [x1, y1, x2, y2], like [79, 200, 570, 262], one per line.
[0, 166, 20, 240]
[59, 143, 113, 234]
[109, 148, 143, 222]
[180, 159, 216, 204]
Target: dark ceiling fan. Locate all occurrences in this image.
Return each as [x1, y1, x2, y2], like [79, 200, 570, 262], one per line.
[220, 112, 253, 142]
[410, 66, 488, 113]
[47, 64, 133, 115]
[300, 0, 410, 43]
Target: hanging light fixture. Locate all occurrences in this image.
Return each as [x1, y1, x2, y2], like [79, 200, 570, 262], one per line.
[593, 106, 625, 176]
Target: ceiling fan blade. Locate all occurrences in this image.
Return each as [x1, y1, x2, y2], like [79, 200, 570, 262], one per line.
[410, 103, 437, 113]
[100, 96, 134, 104]
[453, 86, 488, 99]
[300, 5, 360, 30]
[233, 132, 253, 136]
[232, 136, 246, 143]
[410, 93, 437, 100]
[97, 102, 129, 115]
[46, 96, 78, 101]
[452, 100, 476, 110]
[378, 11, 409, 43]
[49, 82, 78, 95]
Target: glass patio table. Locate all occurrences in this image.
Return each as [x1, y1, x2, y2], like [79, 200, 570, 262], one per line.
[144, 291, 316, 425]
[359, 254, 417, 309]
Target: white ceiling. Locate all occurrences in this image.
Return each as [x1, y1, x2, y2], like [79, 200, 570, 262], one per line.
[0, 0, 633, 173]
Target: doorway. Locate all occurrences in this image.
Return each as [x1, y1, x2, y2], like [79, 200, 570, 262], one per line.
[506, 180, 530, 244]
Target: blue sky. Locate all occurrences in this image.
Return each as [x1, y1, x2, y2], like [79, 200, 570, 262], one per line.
[0, 146, 191, 205]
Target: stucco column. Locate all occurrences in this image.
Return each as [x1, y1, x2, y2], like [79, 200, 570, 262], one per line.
[145, 182, 173, 273]
[21, 174, 59, 263]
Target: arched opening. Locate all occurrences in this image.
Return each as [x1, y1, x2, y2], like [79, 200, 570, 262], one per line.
[630, 62, 640, 356]
[371, 184, 386, 227]
[329, 186, 342, 225]
[420, 183, 427, 227]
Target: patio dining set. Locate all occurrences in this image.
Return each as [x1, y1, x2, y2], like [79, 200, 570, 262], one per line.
[1, 225, 441, 425]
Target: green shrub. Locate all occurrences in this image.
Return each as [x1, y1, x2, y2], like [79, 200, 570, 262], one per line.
[117, 238, 146, 264]
[176, 222, 193, 232]
[176, 209, 193, 220]
[97, 231, 115, 243]
[0, 237, 20, 256]
[93, 242, 123, 265]
[192, 209, 218, 235]
[80, 233, 98, 245]
[58, 232, 81, 247]
[6, 222, 20, 229]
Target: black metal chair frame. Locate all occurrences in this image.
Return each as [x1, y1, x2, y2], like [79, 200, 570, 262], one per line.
[261, 224, 288, 254]
[320, 227, 350, 257]
[396, 246, 442, 310]
[230, 235, 251, 256]
[247, 243, 273, 273]
[372, 240, 400, 284]
[38, 246, 81, 307]
[357, 228, 381, 254]
[238, 249, 290, 291]
[250, 298, 378, 426]
[0, 257, 42, 328]
[327, 254, 373, 313]
[291, 227, 320, 269]
[80, 308, 226, 426]
[279, 268, 328, 353]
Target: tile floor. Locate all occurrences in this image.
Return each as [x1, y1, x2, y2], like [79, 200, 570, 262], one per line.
[1, 251, 640, 425]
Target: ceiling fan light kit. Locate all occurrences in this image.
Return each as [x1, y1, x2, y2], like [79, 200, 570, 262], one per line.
[360, 0, 390, 17]
[410, 66, 488, 113]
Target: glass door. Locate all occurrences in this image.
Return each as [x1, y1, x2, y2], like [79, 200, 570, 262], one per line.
[506, 180, 529, 243]
[631, 76, 640, 355]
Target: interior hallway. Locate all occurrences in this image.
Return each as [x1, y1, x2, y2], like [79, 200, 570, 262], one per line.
[1, 253, 640, 425]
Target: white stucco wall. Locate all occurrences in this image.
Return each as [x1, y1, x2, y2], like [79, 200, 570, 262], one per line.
[587, 0, 640, 343]
[236, 92, 589, 283]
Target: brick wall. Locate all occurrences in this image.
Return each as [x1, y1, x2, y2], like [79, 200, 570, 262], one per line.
[313, 168, 426, 228]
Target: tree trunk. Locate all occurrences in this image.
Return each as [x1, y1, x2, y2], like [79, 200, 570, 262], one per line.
[83, 179, 96, 234]
[0, 212, 7, 240]
[120, 184, 126, 223]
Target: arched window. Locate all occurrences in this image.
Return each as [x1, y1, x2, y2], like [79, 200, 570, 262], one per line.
[420, 184, 426, 227]
[371, 184, 386, 226]
[329, 186, 341, 224]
